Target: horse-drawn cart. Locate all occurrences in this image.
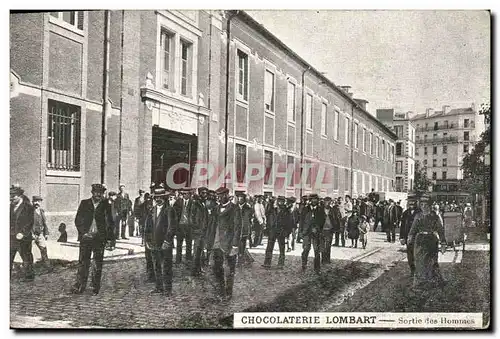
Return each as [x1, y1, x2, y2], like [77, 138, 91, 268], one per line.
[442, 211, 466, 251]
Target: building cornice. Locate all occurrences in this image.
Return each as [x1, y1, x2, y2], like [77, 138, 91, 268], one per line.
[140, 87, 210, 116]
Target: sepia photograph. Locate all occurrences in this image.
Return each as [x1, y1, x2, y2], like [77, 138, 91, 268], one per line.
[8, 7, 491, 330]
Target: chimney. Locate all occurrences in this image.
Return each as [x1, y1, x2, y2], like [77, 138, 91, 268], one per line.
[354, 98, 369, 111]
[425, 108, 434, 117]
[443, 105, 451, 114]
[339, 85, 353, 97]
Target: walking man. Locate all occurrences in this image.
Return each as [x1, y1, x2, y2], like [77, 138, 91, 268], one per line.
[321, 197, 335, 263]
[10, 185, 35, 281]
[235, 192, 253, 265]
[207, 187, 240, 301]
[116, 185, 132, 240]
[262, 196, 293, 269]
[252, 195, 266, 247]
[133, 189, 147, 238]
[300, 194, 325, 273]
[174, 189, 193, 263]
[32, 195, 50, 266]
[190, 187, 210, 276]
[144, 186, 176, 295]
[71, 184, 114, 295]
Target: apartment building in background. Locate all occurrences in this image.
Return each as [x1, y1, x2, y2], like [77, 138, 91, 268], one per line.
[376, 109, 416, 192]
[10, 10, 397, 237]
[411, 104, 485, 202]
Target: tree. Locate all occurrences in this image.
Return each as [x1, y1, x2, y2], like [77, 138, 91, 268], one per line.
[413, 163, 432, 193]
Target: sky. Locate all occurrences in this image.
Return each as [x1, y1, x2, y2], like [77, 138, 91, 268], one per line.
[246, 10, 491, 115]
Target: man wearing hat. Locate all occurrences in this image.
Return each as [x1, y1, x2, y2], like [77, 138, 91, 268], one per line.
[332, 198, 345, 247]
[203, 189, 218, 267]
[10, 185, 35, 281]
[174, 188, 194, 264]
[296, 196, 309, 244]
[321, 197, 336, 263]
[133, 189, 147, 238]
[300, 193, 325, 273]
[32, 195, 50, 265]
[71, 184, 114, 294]
[206, 187, 241, 301]
[144, 185, 176, 295]
[116, 184, 132, 240]
[190, 187, 210, 276]
[262, 196, 293, 269]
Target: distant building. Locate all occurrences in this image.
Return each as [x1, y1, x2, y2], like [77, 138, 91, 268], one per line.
[411, 104, 484, 202]
[376, 109, 416, 193]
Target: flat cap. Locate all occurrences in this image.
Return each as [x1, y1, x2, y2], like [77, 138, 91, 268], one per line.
[286, 196, 297, 203]
[215, 187, 229, 195]
[277, 195, 286, 201]
[198, 187, 209, 195]
[324, 196, 332, 202]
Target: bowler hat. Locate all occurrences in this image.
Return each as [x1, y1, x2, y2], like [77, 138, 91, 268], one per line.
[198, 187, 209, 195]
[309, 193, 319, 200]
[277, 195, 286, 201]
[32, 195, 43, 202]
[153, 187, 167, 197]
[91, 183, 106, 193]
[286, 196, 297, 203]
[10, 185, 24, 196]
[324, 196, 332, 202]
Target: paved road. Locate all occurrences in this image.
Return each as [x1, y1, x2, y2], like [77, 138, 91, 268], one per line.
[10, 232, 486, 329]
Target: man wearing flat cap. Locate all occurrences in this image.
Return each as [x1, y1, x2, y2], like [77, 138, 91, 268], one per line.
[235, 192, 254, 265]
[189, 187, 210, 276]
[300, 193, 325, 273]
[71, 184, 114, 294]
[32, 195, 50, 266]
[174, 188, 194, 264]
[10, 185, 35, 281]
[206, 187, 241, 301]
[144, 185, 177, 295]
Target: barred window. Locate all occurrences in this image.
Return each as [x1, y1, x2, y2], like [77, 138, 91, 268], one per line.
[47, 100, 81, 171]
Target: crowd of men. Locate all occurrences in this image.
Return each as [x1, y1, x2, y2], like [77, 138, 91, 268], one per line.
[10, 182, 475, 302]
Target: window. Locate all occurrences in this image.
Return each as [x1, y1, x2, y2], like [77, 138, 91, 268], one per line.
[382, 140, 386, 159]
[396, 142, 402, 156]
[264, 151, 273, 185]
[443, 158, 447, 167]
[321, 103, 327, 136]
[287, 82, 295, 122]
[363, 128, 367, 152]
[433, 159, 437, 167]
[432, 172, 437, 180]
[433, 146, 437, 155]
[333, 166, 339, 190]
[394, 125, 403, 138]
[443, 132, 448, 138]
[264, 70, 275, 112]
[379, 138, 382, 158]
[434, 122, 439, 130]
[424, 135, 428, 142]
[425, 123, 429, 129]
[416, 135, 420, 141]
[464, 119, 470, 128]
[305, 160, 312, 186]
[180, 40, 192, 96]
[433, 133, 437, 140]
[333, 110, 340, 140]
[396, 161, 402, 174]
[395, 177, 403, 192]
[424, 147, 428, 155]
[344, 169, 349, 192]
[443, 120, 449, 128]
[306, 94, 313, 129]
[375, 136, 379, 157]
[443, 145, 447, 154]
[237, 50, 249, 101]
[353, 123, 358, 148]
[464, 131, 470, 141]
[287, 155, 295, 187]
[410, 163, 413, 175]
[442, 171, 447, 180]
[50, 11, 84, 30]
[464, 144, 469, 153]
[423, 159, 428, 167]
[370, 132, 374, 154]
[47, 100, 81, 171]
[416, 147, 419, 156]
[345, 117, 350, 145]
[235, 144, 247, 183]
[160, 31, 174, 90]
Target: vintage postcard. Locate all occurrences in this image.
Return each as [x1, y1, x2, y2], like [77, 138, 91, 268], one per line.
[9, 9, 491, 329]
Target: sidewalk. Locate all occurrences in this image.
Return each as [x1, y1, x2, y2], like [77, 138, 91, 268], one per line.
[13, 236, 147, 264]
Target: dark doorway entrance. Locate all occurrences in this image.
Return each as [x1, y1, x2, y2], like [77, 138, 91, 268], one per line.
[151, 126, 197, 190]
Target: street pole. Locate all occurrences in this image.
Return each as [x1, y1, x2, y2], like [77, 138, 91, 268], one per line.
[300, 67, 310, 200]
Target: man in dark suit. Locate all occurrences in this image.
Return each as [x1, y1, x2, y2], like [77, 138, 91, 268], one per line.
[116, 184, 132, 240]
[300, 194, 326, 273]
[174, 189, 193, 263]
[387, 200, 400, 243]
[262, 196, 293, 269]
[133, 189, 147, 238]
[144, 186, 176, 295]
[71, 184, 114, 295]
[189, 187, 210, 276]
[10, 185, 35, 281]
[206, 187, 240, 301]
[235, 192, 254, 266]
